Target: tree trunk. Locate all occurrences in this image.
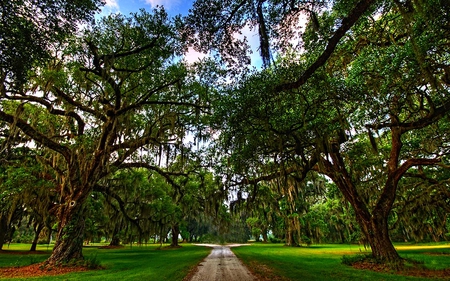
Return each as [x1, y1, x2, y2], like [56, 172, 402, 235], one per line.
[339, 229, 345, 244]
[30, 223, 44, 251]
[171, 224, 180, 247]
[285, 222, 297, 246]
[319, 150, 402, 264]
[357, 210, 400, 262]
[109, 226, 121, 246]
[110, 236, 121, 246]
[339, 187, 401, 262]
[0, 215, 7, 250]
[261, 227, 268, 243]
[45, 197, 87, 265]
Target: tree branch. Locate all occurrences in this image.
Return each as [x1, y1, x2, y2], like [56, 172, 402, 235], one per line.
[275, 0, 376, 92]
[367, 98, 450, 132]
[0, 111, 71, 160]
[4, 93, 86, 136]
[53, 87, 107, 122]
[394, 158, 441, 183]
[94, 184, 143, 233]
[118, 162, 187, 191]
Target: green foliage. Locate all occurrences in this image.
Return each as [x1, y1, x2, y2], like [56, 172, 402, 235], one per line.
[268, 236, 282, 243]
[0, 0, 103, 84]
[341, 254, 370, 266]
[2, 0, 450, 265]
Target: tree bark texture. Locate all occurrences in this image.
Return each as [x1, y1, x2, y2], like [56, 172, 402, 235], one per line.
[353, 205, 400, 262]
[319, 151, 402, 263]
[109, 225, 121, 246]
[171, 224, 180, 247]
[285, 220, 297, 247]
[110, 236, 121, 246]
[46, 194, 88, 264]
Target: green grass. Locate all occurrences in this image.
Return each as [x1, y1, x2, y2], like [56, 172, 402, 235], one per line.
[2, 242, 449, 280]
[0, 243, 211, 280]
[232, 242, 450, 281]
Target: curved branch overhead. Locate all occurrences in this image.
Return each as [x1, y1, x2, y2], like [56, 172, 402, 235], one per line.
[275, 0, 377, 92]
[188, 0, 376, 75]
[0, 110, 71, 161]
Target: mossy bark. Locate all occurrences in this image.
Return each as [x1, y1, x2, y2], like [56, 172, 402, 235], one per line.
[46, 194, 88, 265]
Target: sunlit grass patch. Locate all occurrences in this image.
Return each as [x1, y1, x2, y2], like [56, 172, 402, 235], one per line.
[232, 242, 450, 281]
[0, 243, 210, 280]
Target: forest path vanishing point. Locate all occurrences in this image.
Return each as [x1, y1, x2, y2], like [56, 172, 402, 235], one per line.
[187, 244, 256, 281]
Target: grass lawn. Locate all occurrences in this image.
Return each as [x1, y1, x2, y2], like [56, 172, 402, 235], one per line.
[1, 242, 449, 280]
[0, 243, 211, 280]
[232, 242, 450, 281]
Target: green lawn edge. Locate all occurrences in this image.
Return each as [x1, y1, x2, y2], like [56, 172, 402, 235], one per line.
[2, 242, 449, 280]
[231, 242, 450, 281]
[0, 243, 211, 281]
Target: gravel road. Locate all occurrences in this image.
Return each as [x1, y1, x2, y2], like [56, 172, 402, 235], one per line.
[187, 244, 256, 281]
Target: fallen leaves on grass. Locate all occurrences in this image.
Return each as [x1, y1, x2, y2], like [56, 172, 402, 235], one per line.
[97, 245, 124, 249]
[0, 250, 48, 255]
[424, 252, 450, 256]
[247, 261, 290, 281]
[0, 263, 89, 279]
[352, 260, 450, 279]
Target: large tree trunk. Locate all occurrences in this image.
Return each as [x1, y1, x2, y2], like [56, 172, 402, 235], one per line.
[332, 177, 400, 262]
[110, 236, 121, 246]
[109, 226, 121, 246]
[285, 221, 297, 246]
[354, 207, 400, 262]
[46, 196, 87, 265]
[171, 224, 180, 247]
[319, 148, 402, 264]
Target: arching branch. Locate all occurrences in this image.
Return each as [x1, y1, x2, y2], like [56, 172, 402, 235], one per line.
[275, 0, 377, 92]
[0, 111, 71, 160]
[394, 158, 442, 183]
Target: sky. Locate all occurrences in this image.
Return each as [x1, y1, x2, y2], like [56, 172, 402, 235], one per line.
[99, 0, 264, 67]
[101, 0, 194, 17]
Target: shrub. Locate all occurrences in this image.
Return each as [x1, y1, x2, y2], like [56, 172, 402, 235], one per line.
[341, 254, 369, 266]
[269, 236, 283, 243]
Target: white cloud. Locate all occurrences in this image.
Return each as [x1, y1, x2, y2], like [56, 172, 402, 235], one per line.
[235, 24, 263, 68]
[145, 0, 180, 10]
[105, 0, 120, 9]
[184, 47, 207, 64]
[99, 0, 120, 16]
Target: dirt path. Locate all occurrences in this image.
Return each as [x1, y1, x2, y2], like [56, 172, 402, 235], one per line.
[187, 244, 256, 281]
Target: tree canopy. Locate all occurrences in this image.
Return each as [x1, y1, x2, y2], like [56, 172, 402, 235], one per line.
[200, 0, 450, 263]
[0, 0, 103, 85]
[0, 0, 449, 269]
